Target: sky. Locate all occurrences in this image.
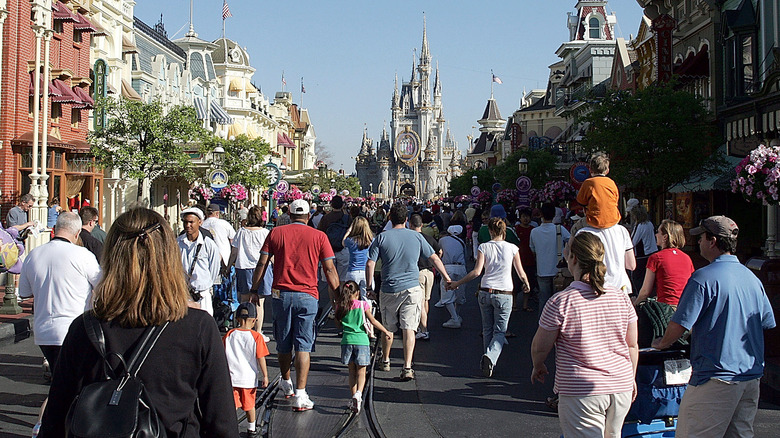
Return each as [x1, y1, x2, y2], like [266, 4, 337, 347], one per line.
[134, 1, 646, 174]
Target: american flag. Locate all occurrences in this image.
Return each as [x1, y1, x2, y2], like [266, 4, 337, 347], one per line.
[492, 73, 503, 85]
[282, 73, 286, 87]
[301, 78, 306, 93]
[222, 1, 232, 20]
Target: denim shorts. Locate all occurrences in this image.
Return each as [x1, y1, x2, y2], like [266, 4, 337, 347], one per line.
[341, 344, 371, 366]
[272, 291, 319, 354]
[236, 265, 273, 296]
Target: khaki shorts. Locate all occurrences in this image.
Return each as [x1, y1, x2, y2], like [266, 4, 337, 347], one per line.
[677, 377, 760, 438]
[558, 391, 632, 438]
[418, 269, 434, 300]
[379, 286, 423, 332]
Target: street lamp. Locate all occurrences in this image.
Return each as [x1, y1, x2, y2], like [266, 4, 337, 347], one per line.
[330, 178, 335, 190]
[518, 157, 528, 175]
[472, 175, 478, 187]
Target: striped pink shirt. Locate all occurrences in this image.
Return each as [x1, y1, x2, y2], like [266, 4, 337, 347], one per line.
[539, 280, 637, 396]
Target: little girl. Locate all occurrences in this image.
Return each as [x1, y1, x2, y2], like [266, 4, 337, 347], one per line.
[335, 281, 391, 414]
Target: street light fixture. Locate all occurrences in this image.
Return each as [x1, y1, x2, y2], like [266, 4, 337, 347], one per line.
[518, 157, 528, 175]
[472, 175, 478, 186]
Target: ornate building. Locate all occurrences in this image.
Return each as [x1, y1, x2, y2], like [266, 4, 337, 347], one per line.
[356, 20, 461, 200]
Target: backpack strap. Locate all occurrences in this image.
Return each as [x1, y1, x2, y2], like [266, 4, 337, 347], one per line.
[127, 322, 169, 377]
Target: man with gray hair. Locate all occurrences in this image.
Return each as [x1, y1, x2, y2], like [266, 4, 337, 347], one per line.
[653, 215, 776, 437]
[18, 212, 102, 373]
[7, 193, 35, 231]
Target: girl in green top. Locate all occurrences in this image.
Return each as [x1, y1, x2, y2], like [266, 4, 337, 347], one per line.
[335, 281, 391, 413]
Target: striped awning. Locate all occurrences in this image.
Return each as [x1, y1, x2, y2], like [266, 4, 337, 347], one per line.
[29, 71, 58, 96]
[52, 1, 78, 22]
[73, 13, 98, 33]
[72, 86, 94, 109]
[121, 79, 142, 102]
[277, 132, 297, 149]
[209, 101, 232, 125]
[229, 77, 244, 92]
[193, 97, 207, 120]
[227, 123, 245, 138]
[51, 79, 80, 104]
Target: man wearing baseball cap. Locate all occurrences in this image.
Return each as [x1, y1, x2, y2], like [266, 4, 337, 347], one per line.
[251, 198, 339, 412]
[652, 215, 775, 437]
[178, 207, 221, 315]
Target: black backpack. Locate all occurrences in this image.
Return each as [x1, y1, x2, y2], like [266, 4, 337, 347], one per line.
[325, 212, 351, 252]
[66, 313, 168, 438]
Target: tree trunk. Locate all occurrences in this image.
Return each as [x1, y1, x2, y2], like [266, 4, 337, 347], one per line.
[137, 177, 145, 203]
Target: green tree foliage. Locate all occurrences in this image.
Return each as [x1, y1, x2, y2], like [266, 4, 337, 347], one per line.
[449, 149, 558, 196]
[581, 83, 724, 199]
[203, 135, 270, 189]
[89, 97, 206, 200]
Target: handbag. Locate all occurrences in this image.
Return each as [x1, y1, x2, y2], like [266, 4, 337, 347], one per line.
[66, 312, 169, 438]
[553, 225, 573, 291]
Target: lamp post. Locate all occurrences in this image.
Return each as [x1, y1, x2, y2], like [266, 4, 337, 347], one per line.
[517, 156, 532, 209]
[518, 157, 528, 175]
[472, 175, 478, 187]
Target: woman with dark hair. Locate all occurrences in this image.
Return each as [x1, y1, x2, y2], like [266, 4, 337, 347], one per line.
[232, 205, 273, 339]
[531, 232, 638, 438]
[630, 205, 657, 257]
[39, 208, 237, 437]
[633, 219, 693, 308]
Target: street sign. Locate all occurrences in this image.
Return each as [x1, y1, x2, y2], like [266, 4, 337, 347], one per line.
[276, 180, 289, 193]
[516, 176, 532, 209]
[471, 186, 481, 196]
[311, 184, 321, 195]
[208, 169, 228, 189]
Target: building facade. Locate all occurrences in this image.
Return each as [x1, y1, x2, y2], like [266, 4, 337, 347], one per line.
[356, 21, 461, 200]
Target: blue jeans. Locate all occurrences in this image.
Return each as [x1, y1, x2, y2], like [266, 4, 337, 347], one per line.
[341, 344, 371, 366]
[537, 276, 555, 317]
[478, 291, 512, 367]
[272, 291, 319, 354]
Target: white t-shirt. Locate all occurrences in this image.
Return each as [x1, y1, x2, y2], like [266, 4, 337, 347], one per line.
[18, 239, 101, 346]
[439, 235, 467, 265]
[530, 223, 570, 277]
[632, 221, 658, 256]
[478, 240, 518, 291]
[232, 227, 270, 269]
[578, 225, 634, 294]
[202, 217, 236, 264]
[223, 328, 269, 388]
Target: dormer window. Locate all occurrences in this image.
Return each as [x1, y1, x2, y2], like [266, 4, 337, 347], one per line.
[589, 17, 601, 39]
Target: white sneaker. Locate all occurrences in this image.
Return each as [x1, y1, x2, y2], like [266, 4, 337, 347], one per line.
[262, 333, 271, 343]
[279, 379, 294, 398]
[434, 301, 445, 308]
[415, 331, 429, 340]
[442, 318, 461, 329]
[292, 393, 314, 411]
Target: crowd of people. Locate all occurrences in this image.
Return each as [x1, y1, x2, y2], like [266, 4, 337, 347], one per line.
[9, 150, 777, 437]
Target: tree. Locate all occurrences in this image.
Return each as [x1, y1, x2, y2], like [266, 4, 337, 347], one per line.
[202, 134, 270, 189]
[314, 139, 334, 167]
[89, 97, 206, 201]
[581, 83, 724, 200]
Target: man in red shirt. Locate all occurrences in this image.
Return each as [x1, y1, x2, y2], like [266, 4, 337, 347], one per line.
[252, 199, 339, 411]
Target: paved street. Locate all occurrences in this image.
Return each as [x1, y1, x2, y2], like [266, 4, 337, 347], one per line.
[3, 276, 780, 437]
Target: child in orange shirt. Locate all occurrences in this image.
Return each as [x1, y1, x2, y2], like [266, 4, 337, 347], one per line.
[223, 302, 269, 437]
[576, 152, 621, 229]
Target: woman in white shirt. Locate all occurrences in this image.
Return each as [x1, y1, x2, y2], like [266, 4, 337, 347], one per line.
[231, 206, 272, 340]
[630, 205, 657, 257]
[449, 218, 530, 378]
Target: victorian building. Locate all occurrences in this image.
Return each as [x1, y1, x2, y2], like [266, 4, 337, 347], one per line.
[356, 20, 461, 200]
[465, 97, 505, 169]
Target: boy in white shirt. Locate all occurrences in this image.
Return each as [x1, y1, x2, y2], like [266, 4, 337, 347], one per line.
[223, 303, 269, 437]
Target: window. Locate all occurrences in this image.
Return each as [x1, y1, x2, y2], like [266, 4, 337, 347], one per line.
[53, 20, 63, 34]
[71, 108, 81, 128]
[727, 32, 757, 97]
[52, 103, 62, 123]
[589, 17, 601, 39]
[741, 35, 754, 93]
[28, 96, 34, 117]
[73, 30, 82, 43]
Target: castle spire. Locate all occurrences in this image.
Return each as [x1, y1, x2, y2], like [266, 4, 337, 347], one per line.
[392, 73, 400, 109]
[433, 61, 441, 95]
[410, 49, 417, 84]
[420, 14, 431, 66]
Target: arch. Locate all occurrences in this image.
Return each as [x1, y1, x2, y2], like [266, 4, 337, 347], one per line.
[544, 126, 562, 139]
[527, 130, 538, 138]
[587, 14, 603, 39]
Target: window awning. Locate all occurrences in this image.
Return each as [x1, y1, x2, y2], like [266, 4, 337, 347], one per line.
[209, 101, 232, 125]
[244, 79, 257, 94]
[229, 77, 244, 92]
[122, 35, 138, 54]
[69, 139, 91, 153]
[73, 13, 98, 33]
[277, 132, 297, 148]
[193, 97, 208, 120]
[29, 71, 58, 96]
[227, 123, 245, 138]
[675, 46, 709, 78]
[71, 86, 94, 109]
[51, 79, 80, 104]
[246, 123, 259, 139]
[121, 79, 143, 101]
[52, 1, 78, 22]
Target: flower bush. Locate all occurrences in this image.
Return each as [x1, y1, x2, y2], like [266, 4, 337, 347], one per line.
[219, 183, 248, 203]
[189, 185, 214, 202]
[732, 144, 780, 205]
[476, 190, 492, 205]
[496, 189, 518, 207]
[319, 192, 334, 203]
[532, 180, 577, 203]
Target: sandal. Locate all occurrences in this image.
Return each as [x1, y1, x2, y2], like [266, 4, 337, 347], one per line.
[545, 395, 559, 411]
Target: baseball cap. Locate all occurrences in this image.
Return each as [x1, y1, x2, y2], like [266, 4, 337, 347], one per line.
[236, 302, 257, 319]
[490, 204, 507, 219]
[690, 215, 739, 239]
[180, 207, 204, 221]
[207, 203, 221, 212]
[290, 199, 310, 215]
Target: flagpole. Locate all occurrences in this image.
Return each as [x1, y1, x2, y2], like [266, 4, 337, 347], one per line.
[300, 77, 304, 109]
[490, 70, 494, 99]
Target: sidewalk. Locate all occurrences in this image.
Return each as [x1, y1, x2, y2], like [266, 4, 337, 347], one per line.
[0, 293, 33, 344]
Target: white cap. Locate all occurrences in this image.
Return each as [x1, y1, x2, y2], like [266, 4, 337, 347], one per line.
[447, 225, 463, 235]
[626, 198, 639, 211]
[290, 199, 310, 215]
[180, 207, 204, 221]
